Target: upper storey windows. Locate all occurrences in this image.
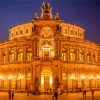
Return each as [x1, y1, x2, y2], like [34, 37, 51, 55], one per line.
[2, 51, 6, 64]
[9, 23, 32, 40]
[9, 49, 14, 63]
[20, 30, 23, 34]
[60, 23, 84, 39]
[26, 29, 29, 33]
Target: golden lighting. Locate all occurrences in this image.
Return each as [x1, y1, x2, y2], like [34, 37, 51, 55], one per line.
[18, 74, 24, 80]
[96, 75, 100, 79]
[8, 74, 13, 80]
[70, 74, 77, 80]
[89, 75, 94, 79]
[0, 75, 4, 80]
[42, 43, 52, 50]
[50, 76, 52, 84]
[41, 76, 44, 84]
[80, 74, 86, 80]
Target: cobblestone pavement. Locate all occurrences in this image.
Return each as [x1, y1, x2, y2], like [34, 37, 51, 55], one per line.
[0, 91, 100, 100]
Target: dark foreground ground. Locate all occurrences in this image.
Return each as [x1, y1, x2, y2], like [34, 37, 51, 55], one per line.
[0, 91, 100, 100]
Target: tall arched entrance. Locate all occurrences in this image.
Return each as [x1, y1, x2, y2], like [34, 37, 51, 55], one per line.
[41, 67, 53, 92]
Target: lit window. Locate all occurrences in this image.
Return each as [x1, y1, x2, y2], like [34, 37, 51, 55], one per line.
[26, 29, 29, 33]
[70, 49, 76, 62]
[17, 49, 23, 62]
[20, 30, 23, 34]
[9, 50, 14, 63]
[75, 31, 77, 36]
[16, 31, 18, 36]
[11, 33, 14, 37]
[70, 30, 73, 34]
[2, 52, 6, 63]
[79, 33, 81, 37]
[87, 52, 91, 62]
[65, 28, 67, 33]
[26, 48, 32, 61]
[93, 54, 95, 63]
[62, 48, 67, 61]
[79, 50, 84, 62]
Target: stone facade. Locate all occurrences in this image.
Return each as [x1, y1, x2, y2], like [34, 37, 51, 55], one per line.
[0, 2, 100, 93]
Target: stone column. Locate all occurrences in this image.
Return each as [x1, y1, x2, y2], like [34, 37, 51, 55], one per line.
[32, 40, 37, 59]
[31, 64, 34, 84]
[0, 49, 2, 64]
[14, 46, 17, 63]
[37, 40, 39, 57]
[76, 45, 79, 63]
[24, 68, 27, 90]
[84, 47, 87, 63]
[33, 39, 38, 57]
[23, 45, 26, 63]
[53, 64, 59, 89]
[68, 44, 70, 62]
[6, 47, 9, 64]
[97, 50, 99, 63]
[58, 40, 61, 57]
[54, 39, 57, 57]
[35, 40, 37, 57]
[59, 65, 62, 84]
[33, 65, 36, 84]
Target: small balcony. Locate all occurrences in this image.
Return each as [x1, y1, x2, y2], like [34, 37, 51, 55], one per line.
[40, 57, 53, 62]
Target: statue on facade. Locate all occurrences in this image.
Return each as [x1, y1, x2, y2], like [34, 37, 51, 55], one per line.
[34, 11, 39, 20]
[41, 2, 53, 20]
[55, 12, 60, 20]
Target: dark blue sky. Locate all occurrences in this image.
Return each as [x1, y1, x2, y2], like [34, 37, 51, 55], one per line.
[0, 0, 100, 43]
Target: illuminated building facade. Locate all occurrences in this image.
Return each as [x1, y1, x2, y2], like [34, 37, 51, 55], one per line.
[0, 2, 100, 93]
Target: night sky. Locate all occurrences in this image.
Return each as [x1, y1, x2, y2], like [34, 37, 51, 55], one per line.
[0, 0, 100, 43]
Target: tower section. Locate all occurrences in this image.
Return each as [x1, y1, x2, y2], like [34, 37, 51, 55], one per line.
[41, 2, 53, 20]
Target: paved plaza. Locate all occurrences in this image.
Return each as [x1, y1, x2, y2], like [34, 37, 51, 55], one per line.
[0, 91, 100, 100]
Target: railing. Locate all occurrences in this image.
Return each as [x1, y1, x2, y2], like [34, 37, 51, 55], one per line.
[32, 56, 61, 62]
[40, 57, 53, 62]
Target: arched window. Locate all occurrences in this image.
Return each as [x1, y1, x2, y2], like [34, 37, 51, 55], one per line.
[26, 48, 32, 62]
[9, 50, 14, 63]
[62, 48, 67, 61]
[93, 54, 95, 63]
[79, 50, 84, 62]
[87, 51, 91, 63]
[2, 51, 6, 63]
[17, 49, 23, 62]
[70, 49, 76, 62]
[93, 52, 96, 63]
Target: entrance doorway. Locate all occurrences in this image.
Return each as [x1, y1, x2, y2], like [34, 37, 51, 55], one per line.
[44, 51, 49, 58]
[41, 68, 53, 92]
[44, 76, 50, 91]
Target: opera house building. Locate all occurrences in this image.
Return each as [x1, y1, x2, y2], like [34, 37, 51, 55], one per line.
[0, 2, 100, 93]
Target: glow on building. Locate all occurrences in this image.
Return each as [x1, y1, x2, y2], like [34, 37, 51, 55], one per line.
[0, 2, 100, 93]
